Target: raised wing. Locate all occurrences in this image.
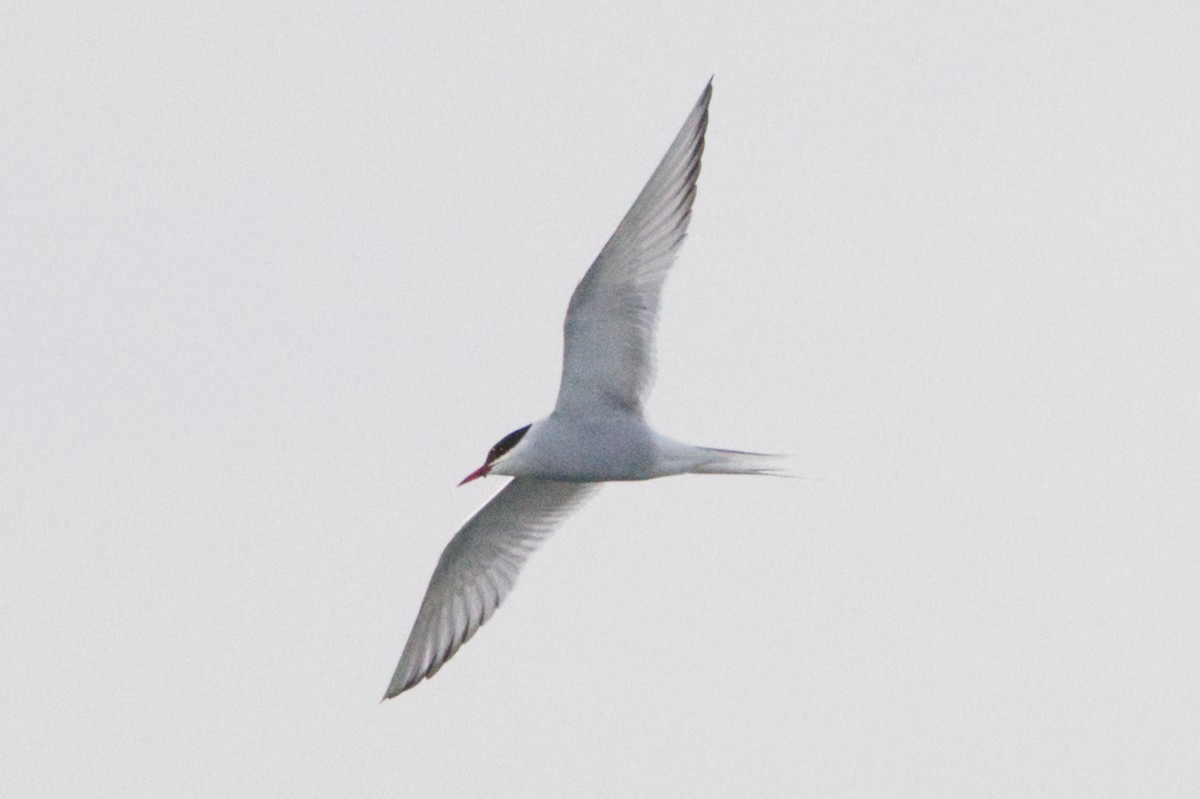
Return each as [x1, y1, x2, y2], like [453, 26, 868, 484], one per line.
[554, 80, 711, 417]
[384, 478, 600, 698]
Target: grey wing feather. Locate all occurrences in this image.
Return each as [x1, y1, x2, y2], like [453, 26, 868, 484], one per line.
[384, 478, 600, 698]
[554, 80, 712, 417]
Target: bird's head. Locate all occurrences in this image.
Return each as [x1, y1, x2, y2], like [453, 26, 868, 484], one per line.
[458, 423, 533, 485]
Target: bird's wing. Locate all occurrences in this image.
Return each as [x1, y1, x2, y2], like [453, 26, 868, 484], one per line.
[554, 80, 711, 418]
[384, 478, 600, 698]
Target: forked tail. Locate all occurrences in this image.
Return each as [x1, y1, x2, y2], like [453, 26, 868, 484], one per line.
[688, 447, 792, 476]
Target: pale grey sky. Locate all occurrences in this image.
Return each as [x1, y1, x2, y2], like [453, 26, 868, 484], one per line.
[3, 2, 1198, 796]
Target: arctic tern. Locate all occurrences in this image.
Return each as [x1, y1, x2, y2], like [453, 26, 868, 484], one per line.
[385, 80, 782, 699]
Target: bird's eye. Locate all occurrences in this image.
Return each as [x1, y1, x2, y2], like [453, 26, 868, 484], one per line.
[486, 424, 532, 463]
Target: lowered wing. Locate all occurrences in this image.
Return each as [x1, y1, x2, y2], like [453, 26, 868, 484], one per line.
[385, 478, 600, 698]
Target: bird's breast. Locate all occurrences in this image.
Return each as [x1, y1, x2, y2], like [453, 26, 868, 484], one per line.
[517, 413, 660, 482]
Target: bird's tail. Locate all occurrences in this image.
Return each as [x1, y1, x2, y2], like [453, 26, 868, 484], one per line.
[688, 447, 793, 476]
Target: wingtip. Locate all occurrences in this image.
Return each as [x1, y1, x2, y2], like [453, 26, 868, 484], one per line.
[381, 678, 413, 702]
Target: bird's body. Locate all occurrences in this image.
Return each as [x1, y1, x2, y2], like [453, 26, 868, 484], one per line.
[385, 80, 782, 699]
[493, 410, 661, 481]
[495, 411, 778, 482]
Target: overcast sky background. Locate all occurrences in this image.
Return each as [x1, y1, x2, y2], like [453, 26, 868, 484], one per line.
[4, 2, 1198, 796]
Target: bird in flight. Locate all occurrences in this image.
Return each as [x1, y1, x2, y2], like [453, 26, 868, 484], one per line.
[385, 80, 783, 699]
